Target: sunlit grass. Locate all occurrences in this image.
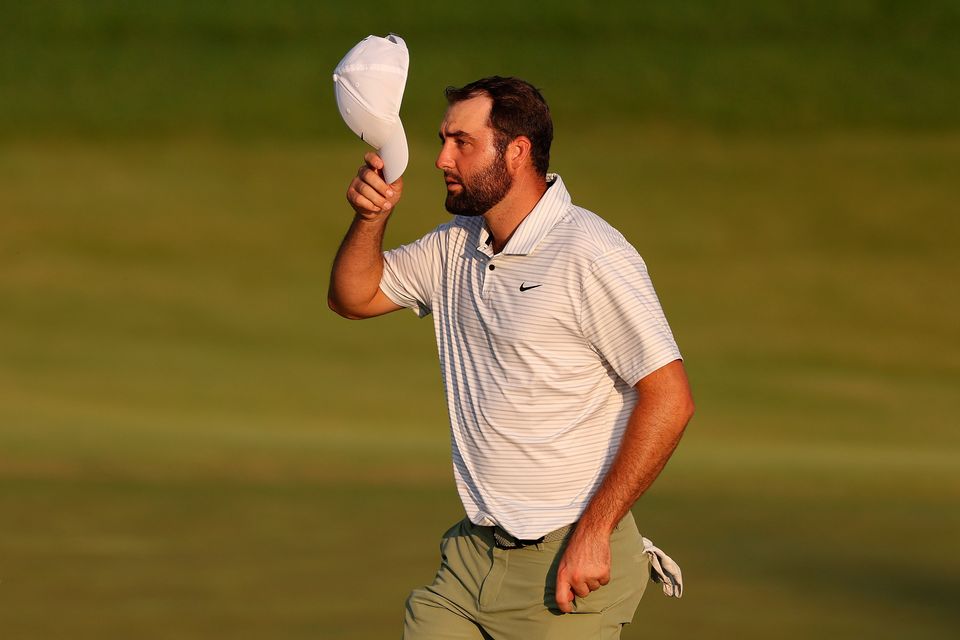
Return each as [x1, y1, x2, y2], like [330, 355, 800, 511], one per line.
[1, 130, 958, 638]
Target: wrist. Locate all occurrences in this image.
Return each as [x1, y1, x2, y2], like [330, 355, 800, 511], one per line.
[354, 210, 392, 225]
[572, 520, 614, 544]
[576, 509, 622, 539]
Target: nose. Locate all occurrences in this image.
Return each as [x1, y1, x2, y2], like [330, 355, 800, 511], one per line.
[436, 142, 454, 172]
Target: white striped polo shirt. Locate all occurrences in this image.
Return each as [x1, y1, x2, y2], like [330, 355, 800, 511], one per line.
[380, 174, 682, 539]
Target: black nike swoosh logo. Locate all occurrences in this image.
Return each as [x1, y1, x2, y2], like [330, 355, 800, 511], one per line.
[519, 283, 542, 292]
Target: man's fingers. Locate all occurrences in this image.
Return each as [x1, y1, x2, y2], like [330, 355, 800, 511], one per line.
[554, 573, 575, 613]
[357, 162, 398, 207]
[347, 188, 377, 213]
[354, 180, 392, 210]
[347, 185, 389, 214]
[571, 582, 590, 598]
[363, 151, 384, 172]
[361, 153, 388, 188]
[346, 152, 402, 218]
[358, 165, 392, 195]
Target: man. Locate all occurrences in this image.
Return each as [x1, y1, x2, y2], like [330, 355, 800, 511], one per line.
[328, 76, 694, 639]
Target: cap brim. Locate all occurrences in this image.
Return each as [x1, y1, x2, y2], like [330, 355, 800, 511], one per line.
[379, 121, 408, 184]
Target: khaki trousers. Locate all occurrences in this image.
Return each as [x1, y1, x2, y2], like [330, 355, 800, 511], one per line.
[404, 512, 649, 640]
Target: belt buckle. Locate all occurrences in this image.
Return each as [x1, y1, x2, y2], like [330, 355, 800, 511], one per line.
[493, 527, 542, 550]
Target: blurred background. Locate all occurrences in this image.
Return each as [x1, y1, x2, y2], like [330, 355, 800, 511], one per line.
[1, 1, 958, 638]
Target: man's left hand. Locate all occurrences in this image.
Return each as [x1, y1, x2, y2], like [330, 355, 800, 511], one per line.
[554, 528, 611, 613]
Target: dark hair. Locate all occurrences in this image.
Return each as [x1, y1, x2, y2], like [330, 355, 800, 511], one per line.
[444, 76, 553, 176]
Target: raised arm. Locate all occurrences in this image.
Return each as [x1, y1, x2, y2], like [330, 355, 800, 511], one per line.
[554, 359, 694, 612]
[328, 152, 405, 319]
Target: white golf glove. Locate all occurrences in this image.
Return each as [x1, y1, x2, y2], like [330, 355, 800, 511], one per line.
[642, 537, 684, 598]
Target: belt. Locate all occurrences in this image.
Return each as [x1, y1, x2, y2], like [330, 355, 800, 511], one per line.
[491, 522, 575, 550]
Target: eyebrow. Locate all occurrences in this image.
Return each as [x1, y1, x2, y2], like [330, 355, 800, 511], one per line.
[438, 129, 475, 142]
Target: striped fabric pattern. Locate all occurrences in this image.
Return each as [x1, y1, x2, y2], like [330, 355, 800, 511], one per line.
[380, 174, 681, 539]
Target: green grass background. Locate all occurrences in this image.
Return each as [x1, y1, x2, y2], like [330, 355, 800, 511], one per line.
[1, 1, 958, 638]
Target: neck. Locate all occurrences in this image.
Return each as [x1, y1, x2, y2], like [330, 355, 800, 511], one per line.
[484, 172, 548, 253]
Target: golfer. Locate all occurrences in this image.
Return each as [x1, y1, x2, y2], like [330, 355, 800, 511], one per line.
[328, 76, 694, 639]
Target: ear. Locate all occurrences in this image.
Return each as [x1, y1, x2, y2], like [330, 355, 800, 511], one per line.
[505, 136, 533, 173]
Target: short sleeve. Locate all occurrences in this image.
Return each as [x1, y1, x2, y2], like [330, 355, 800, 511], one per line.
[579, 247, 682, 386]
[380, 225, 445, 318]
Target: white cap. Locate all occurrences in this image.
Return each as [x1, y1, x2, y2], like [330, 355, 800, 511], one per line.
[333, 34, 409, 184]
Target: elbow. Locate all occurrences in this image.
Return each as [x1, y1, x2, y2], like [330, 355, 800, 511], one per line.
[680, 389, 695, 426]
[327, 293, 362, 320]
[683, 395, 695, 424]
[326, 292, 343, 316]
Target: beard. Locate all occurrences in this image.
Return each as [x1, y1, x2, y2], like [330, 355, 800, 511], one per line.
[444, 153, 513, 217]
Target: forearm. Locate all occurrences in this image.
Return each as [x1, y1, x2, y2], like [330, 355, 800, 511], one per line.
[577, 361, 694, 536]
[329, 152, 404, 319]
[327, 214, 391, 317]
[553, 361, 693, 611]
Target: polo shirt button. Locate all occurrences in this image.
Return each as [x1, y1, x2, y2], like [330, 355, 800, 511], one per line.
[488, 264, 495, 271]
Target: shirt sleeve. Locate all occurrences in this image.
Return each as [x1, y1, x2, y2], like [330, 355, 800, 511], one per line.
[379, 225, 445, 318]
[579, 247, 682, 386]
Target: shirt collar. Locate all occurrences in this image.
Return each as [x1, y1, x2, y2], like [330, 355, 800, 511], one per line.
[476, 173, 571, 256]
